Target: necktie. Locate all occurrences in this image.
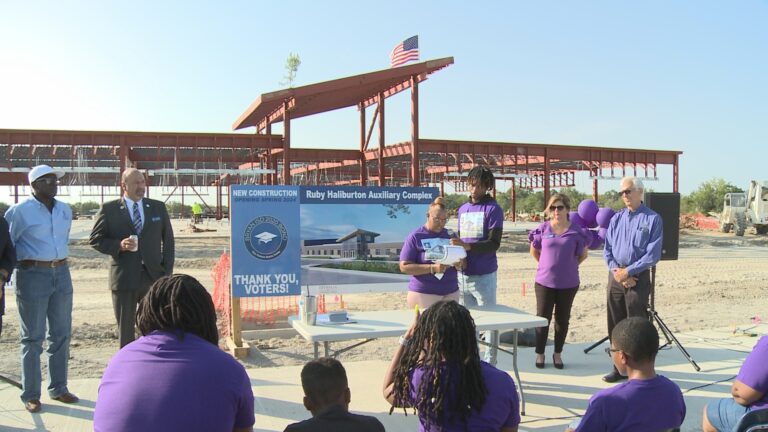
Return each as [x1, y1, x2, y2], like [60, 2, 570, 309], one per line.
[132, 202, 143, 235]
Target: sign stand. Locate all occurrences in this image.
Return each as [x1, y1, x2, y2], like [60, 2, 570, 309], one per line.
[226, 291, 250, 359]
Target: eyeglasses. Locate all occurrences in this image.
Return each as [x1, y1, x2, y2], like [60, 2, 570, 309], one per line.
[604, 347, 621, 355]
[431, 216, 448, 222]
[34, 178, 60, 186]
[620, 189, 633, 196]
[549, 205, 565, 211]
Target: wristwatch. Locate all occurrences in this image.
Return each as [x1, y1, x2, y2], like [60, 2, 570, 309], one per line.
[398, 335, 410, 346]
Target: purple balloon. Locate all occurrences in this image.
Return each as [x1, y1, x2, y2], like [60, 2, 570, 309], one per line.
[596, 207, 616, 229]
[597, 227, 608, 241]
[577, 200, 599, 227]
[569, 211, 587, 228]
[589, 229, 604, 250]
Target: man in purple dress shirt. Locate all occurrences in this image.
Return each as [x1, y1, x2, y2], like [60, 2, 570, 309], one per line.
[602, 176, 663, 383]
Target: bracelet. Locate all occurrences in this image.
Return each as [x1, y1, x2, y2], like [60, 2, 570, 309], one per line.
[398, 335, 410, 346]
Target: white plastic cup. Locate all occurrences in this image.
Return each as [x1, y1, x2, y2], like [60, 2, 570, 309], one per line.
[300, 295, 317, 325]
[129, 235, 139, 252]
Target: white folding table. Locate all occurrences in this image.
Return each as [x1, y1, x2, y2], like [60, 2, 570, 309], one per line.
[290, 304, 547, 415]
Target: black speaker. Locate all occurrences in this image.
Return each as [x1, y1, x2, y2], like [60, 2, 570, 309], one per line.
[644, 192, 679, 261]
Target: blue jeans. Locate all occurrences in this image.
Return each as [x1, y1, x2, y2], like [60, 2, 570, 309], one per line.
[459, 271, 498, 365]
[15, 264, 73, 402]
[706, 397, 751, 432]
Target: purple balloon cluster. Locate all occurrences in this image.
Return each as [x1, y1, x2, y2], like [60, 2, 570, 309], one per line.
[569, 200, 615, 250]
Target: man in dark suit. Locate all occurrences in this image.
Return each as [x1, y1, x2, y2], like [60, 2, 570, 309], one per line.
[90, 168, 175, 348]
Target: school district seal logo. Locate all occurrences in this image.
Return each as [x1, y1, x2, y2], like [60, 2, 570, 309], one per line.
[244, 216, 288, 260]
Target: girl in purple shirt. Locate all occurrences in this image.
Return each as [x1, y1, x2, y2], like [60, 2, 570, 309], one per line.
[383, 301, 520, 432]
[529, 194, 589, 369]
[399, 197, 460, 309]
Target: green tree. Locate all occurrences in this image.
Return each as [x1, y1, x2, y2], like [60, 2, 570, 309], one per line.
[552, 188, 590, 209]
[165, 201, 191, 218]
[519, 190, 546, 214]
[495, 189, 511, 213]
[686, 178, 743, 214]
[280, 53, 301, 88]
[442, 193, 467, 214]
[599, 190, 625, 211]
[0, 202, 9, 216]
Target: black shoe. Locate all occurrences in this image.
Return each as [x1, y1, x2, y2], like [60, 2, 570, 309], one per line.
[535, 355, 545, 369]
[602, 369, 627, 383]
[553, 354, 564, 370]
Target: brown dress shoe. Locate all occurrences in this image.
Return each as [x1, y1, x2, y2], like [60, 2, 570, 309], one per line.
[52, 392, 79, 404]
[24, 399, 42, 413]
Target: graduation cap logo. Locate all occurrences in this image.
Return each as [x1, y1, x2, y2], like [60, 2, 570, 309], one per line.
[244, 215, 289, 260]
[255, 232, 277, 244]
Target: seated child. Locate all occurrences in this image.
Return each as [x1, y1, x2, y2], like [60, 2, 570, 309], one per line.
[703, 335, 768, 432]
[284, 357, 385, 432]
[567, 317, 686, 432]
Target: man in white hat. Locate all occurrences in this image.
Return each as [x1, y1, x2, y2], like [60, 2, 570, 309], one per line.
[4, 164, 78, 413]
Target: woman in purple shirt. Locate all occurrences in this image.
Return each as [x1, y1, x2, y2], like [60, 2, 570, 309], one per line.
[399, 197, 461, 309]
[94, 275, 255, 432]
[529, 194, 589, 369]
[383, 301, 520, 432]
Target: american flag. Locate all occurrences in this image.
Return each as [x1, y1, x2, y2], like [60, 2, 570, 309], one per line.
[390, 35, 419, 68]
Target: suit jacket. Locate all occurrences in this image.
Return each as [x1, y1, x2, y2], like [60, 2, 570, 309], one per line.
[89, 197, 175, 291]
[0, 216, 17, 316]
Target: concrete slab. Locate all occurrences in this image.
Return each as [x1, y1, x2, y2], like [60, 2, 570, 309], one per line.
[1, 325, 764, 431]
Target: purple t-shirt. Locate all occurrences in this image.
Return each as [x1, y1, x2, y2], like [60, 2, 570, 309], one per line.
[576, 375, 686, 432]
[529, 221, 589, 289]
[410, 361, 520, 432]
[737, 336, 768, 410]
[457, 197, 504, 276]
[94, 331, 255, 432]
[400, 226, 458, 295]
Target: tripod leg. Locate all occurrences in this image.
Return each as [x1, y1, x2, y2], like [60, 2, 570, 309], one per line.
[649, 308, 674, 349]
[583, 335, 610, 354]
[652, 311, 701, 372]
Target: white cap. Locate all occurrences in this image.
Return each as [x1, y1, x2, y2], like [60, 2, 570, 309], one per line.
[28, 165, 65, 184]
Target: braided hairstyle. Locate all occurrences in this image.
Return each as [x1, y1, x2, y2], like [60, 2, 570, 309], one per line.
[136, 274, 219, 345]
[466, 165, 495, 192]
[389, 301, 487, 430]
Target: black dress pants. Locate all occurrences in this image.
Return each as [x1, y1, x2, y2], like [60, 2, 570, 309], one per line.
[112, 267, 154, 348]
[535, 283, 579, 354]
[606, 269, 651, 341]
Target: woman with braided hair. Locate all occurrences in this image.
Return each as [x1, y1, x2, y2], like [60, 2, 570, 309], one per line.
[382, 301, 520, 432]
[94, 274, 255, 432]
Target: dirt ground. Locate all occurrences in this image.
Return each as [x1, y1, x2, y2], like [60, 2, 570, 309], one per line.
[1, 228, 767, 380]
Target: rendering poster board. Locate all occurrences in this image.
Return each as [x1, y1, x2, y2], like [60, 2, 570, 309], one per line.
[230, 185, 438, 297]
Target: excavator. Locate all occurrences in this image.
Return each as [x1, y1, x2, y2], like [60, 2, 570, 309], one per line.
[720, 180, 768, 236]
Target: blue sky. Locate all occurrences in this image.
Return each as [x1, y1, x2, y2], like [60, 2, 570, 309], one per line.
[1, 1, 766, 195]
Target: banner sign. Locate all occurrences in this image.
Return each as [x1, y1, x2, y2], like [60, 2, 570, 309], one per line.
[230, 186, 301, 297]
[231, 186, 438, 297]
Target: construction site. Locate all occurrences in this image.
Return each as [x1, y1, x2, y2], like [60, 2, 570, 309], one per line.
[1, 58, 681, 220]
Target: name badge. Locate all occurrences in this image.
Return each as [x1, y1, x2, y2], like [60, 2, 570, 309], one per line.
[152, 216, 161, 222]
[544, 234, 556, 239]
